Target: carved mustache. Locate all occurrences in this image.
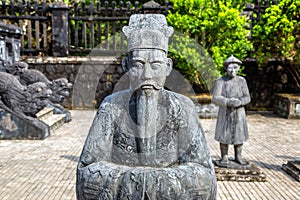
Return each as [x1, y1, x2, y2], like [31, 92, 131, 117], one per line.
[138, 81, 162, 90]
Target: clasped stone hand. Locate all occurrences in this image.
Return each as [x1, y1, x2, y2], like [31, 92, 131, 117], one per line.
[227, 98, 241, 108]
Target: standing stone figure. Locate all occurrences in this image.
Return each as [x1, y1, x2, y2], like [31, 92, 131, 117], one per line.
[76, 14, 217, 199]
[212, 55, 251, 166]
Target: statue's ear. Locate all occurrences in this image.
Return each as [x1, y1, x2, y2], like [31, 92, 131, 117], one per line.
[122, 57, 129, 73]
[166, 58, 173, 76]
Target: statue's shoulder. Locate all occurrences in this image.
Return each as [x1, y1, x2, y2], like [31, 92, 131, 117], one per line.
[217, 75, 246, 82]
[236, 76, 247, 83]
[215, 76, 227, 83]
[99, 89, 130, 108]
[165, 90, 195, 108]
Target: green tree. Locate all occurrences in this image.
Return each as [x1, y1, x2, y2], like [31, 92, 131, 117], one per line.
[252, 0, 300, 89]
[167, 0, 253, 91]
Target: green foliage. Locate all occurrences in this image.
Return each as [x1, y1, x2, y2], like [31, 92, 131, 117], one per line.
[252, 0, 300, 64]
[169, 32, 220, 91]
[65, 0, 167, 5]
[167, 0, 252, 91]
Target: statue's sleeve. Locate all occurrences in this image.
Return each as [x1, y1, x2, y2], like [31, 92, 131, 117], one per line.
[212, 78, 228, 107]
[76, 97, 147, 200]
[143, 98, 217, 199]
[76, 97, 120, 199]
[239, 77, 251, 106]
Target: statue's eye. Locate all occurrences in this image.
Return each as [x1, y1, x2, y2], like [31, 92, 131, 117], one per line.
[37, 87, 42, 92]
[151, 63, 161, 70]
[132, 62, 143, 69]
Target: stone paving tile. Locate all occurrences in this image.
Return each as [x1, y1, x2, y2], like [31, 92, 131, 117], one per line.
[0, 110, 299, 200]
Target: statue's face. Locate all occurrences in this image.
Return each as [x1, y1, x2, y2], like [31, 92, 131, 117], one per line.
[226, 63, 240, 77]
[128, 49, 172, 92]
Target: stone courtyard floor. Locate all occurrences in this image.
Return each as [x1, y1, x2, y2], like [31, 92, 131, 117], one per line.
[0, 110, 299, 200]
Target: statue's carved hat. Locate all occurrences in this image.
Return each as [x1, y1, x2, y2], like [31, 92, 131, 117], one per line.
[122, 14, 174, 52]
[223, 55, 242, 67]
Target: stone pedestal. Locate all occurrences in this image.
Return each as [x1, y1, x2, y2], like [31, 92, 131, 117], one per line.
[0, 104, 71, 140]
[0, 107, 49, 139]
[213, 159, 267, 182]
[274, 93, 300, 119]
[282, 160, 300, 181]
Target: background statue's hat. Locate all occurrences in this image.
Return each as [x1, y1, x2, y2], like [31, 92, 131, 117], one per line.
[223, 55, 242, 67]
[122, 14, 174, 52]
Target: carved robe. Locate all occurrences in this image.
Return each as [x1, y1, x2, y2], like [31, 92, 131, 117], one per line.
[77, 89, 216, 200]
[212, 75, 251, 144]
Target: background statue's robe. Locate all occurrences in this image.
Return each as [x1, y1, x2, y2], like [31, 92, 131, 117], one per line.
[77, 89, 216, 200]
[212, 75, 251, 145]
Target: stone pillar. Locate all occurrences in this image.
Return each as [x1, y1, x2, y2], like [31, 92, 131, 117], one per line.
[10, 24, 23, 63]
[49, 2, 69, 57]
[0, 22, 23, 65]
[0, 23, 7, 64]
[241, 3, 254, 40]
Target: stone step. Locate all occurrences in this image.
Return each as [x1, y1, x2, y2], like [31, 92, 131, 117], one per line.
[41, 113, 66, 132]
[36, 107, 55, 121]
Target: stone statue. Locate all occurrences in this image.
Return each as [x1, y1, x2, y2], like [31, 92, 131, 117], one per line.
[6, 61, 51, 85]
[212, 55, 251, 166]
[0, 71, 51, 117]
[0, 71, 51, 139]
[76, 14, 217, 199]
[6, 61, 72, 104]
[5, 61, 72, 122]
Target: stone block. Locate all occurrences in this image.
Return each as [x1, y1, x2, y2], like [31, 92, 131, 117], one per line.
[0, 107, 49, 139]
[274, 93, 300, 119]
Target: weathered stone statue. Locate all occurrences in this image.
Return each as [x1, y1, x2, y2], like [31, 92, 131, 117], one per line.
[0, 71, 51, 139]
[6, 61, 72, 104]
[77, 14, 217, 199]
[212, 55, 251, 166]
[5, 61, 72, 122]
[0, 71, 51, 117]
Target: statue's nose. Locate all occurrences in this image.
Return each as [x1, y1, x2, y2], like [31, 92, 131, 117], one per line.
[142, 63, 152, 79]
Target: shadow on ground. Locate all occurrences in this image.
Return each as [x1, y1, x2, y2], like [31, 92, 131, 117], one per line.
[60, 155, 79, 162]
[275, 155, 300, 160]
[252, 160, 283, 171]
[247, 111, 283, 118]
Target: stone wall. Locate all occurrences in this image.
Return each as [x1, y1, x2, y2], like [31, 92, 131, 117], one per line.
[21, 56, 299, 110]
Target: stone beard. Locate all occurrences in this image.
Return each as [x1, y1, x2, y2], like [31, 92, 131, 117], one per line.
[134, 89, 159, 165]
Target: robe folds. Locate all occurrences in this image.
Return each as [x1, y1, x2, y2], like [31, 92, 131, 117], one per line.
[212, 75, 251, 145]
[76, 89, 217, 200]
